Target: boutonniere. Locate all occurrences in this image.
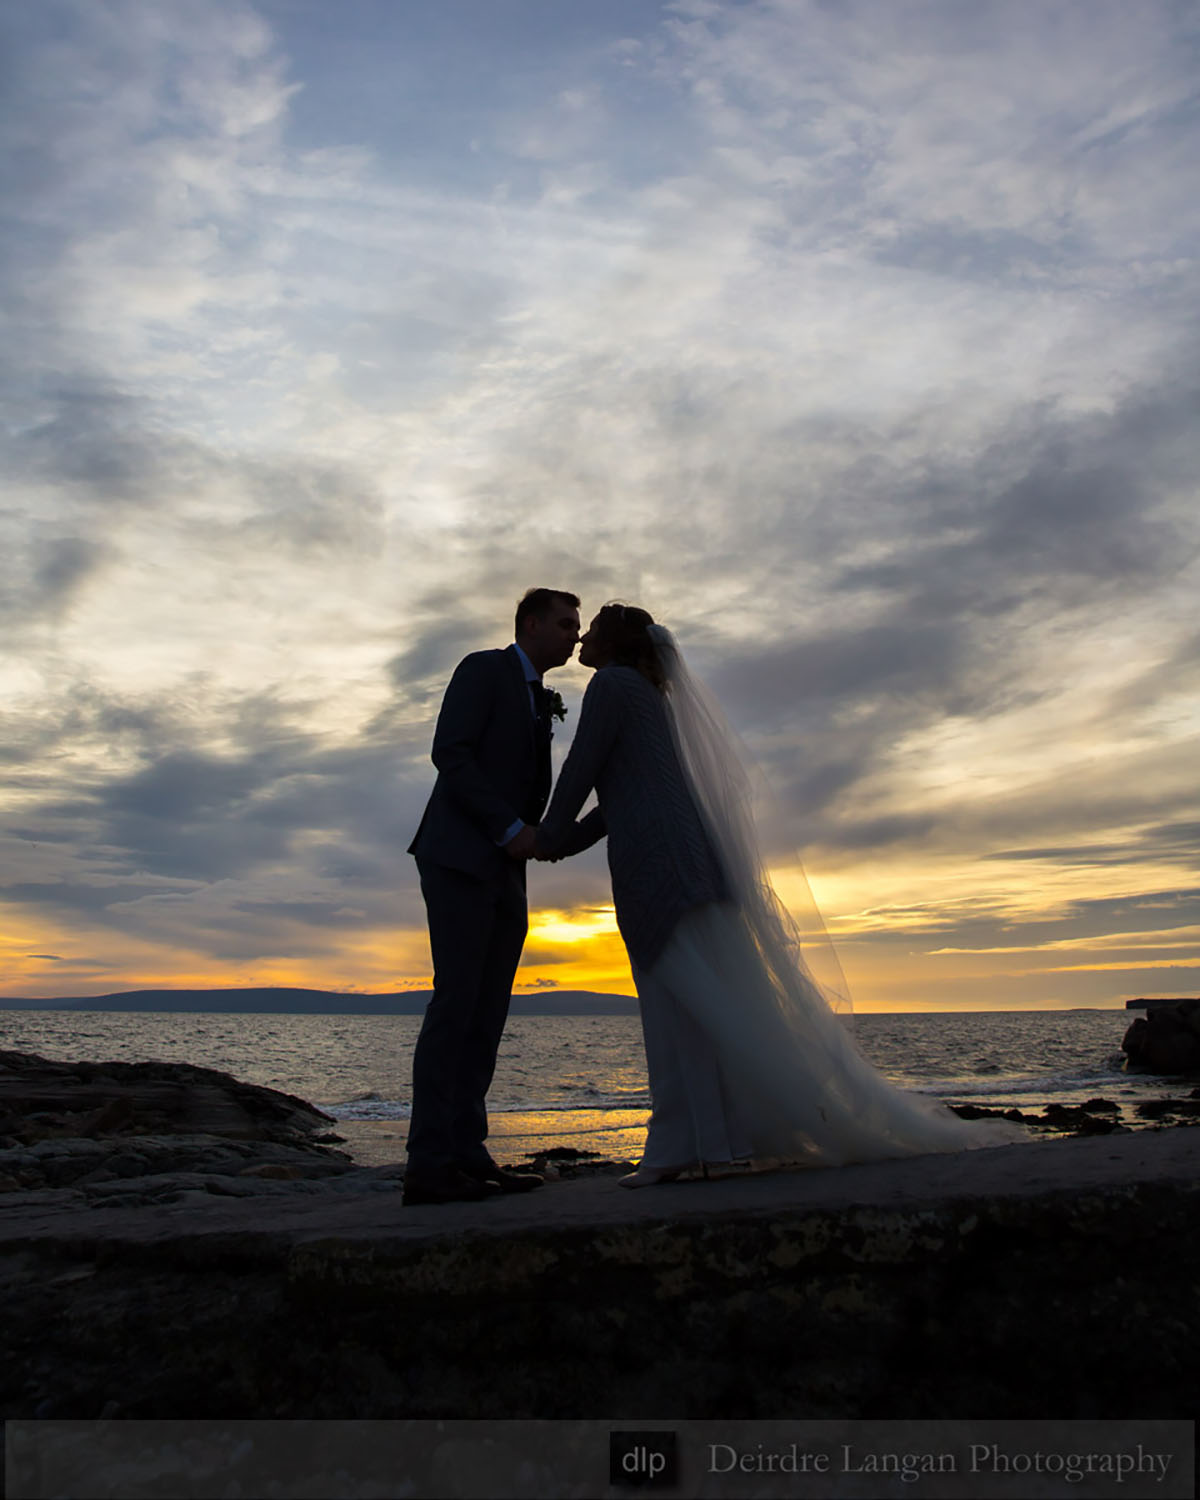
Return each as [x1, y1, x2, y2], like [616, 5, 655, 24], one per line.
[546, 688, 567, 722]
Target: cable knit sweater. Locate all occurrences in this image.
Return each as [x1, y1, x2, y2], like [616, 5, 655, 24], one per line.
[537, 664, 728, 969]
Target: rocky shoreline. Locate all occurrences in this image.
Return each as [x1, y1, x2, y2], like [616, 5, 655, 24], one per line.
[4, 1053, 1198, 1204]
[3, 1049, 1199, 1421]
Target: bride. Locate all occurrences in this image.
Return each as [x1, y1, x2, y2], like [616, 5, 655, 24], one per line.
[534, 602, 1023, 1187]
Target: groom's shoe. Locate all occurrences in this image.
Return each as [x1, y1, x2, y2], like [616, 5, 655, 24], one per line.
[402, 1164, 494, 1206]
[459, 1156, 544, 1194]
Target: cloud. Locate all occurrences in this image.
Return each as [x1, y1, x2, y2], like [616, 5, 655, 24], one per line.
[663, 0, 1200, 257]
[1, 0, 1196, 997]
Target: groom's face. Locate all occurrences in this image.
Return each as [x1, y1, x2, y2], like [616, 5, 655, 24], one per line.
[525, 601, 581, 671]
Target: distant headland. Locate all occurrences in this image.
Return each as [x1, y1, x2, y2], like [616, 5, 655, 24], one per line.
[0, 987, 639, 1016]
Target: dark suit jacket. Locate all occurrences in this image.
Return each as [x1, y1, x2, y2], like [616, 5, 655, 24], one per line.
[408, 646, 552, 880]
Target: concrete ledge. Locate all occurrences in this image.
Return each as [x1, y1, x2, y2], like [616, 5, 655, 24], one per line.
[3, 1131, 1199, 1419]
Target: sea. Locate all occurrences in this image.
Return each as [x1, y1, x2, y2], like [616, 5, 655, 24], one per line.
[1, 1006, 1178, 1166]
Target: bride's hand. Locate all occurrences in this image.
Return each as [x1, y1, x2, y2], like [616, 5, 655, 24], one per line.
[532, 830, 561, 862]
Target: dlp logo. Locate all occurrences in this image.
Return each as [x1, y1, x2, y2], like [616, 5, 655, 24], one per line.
[609, 1431, 679, 1489]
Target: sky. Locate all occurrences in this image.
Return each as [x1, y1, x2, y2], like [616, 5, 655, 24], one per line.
[1, 0, 1198, 1011]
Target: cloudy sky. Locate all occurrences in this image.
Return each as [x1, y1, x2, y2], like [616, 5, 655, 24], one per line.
[2, 0, 1197, 1011]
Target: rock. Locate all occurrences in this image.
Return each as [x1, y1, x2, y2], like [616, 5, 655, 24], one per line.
[1122, 999, 1200, 1074]
[950, 1104, 1032, 1123]
[0, 1050, 338, 1149]
[1134, 1098, 1200, 1122]
[528, 1148, 632, 1179]
[1039, 1103, 1121, 1135]
[237, 1163, 311, 1181]
[0, 1051, 353, 1191]
[0, 1134, 359, 1194]
[953, 1100, 1127, 1136]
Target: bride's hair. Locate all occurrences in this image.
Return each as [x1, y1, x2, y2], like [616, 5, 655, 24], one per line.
[594, 601, 666, 690]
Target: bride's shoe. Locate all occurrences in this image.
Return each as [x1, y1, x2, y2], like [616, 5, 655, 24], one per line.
[618, 1163, 693, 1189]
[704, 1158, 755, 1180]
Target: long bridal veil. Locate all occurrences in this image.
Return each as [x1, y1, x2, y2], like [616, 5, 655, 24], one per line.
[646, 624, 1023, 1164]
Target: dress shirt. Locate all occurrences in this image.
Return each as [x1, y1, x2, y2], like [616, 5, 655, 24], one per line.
[499, 643, 545, 846]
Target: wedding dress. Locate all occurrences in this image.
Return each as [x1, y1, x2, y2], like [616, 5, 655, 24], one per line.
[634, 624, 1023, 1169]
[538, 627, 1024, 1172]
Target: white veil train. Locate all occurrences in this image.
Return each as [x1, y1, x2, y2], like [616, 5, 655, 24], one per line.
[646, 624, 1023, 1164]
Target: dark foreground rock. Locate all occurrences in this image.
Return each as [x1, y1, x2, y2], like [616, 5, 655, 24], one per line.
[3, 1115, 1199, 1421]
[1135, 1092, 1200, 1121]
[1122, 998, 1200, 1074]
[0, 1048, 344, 1151]
[951, 1097, 1127, 1135]
[0, 1050, 352, 1195]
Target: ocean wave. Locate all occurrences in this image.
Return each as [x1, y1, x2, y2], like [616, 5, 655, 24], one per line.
[488, 1087, 652, 1112]
[901, 1070, 1100, 1097]
[323, 1098, 412, 1120]
[322, 1095, 651, 1121]
[330, 1074, 1143, 1121]
[541, 1087, 652, 1108]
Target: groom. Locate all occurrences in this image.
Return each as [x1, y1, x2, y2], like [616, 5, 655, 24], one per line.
[404, 588, 582, 1205]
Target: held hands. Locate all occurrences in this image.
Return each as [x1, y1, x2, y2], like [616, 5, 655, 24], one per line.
[532, 827, 563, 863]
[503, 825, 539, 861]
[503, 824, 565, 862]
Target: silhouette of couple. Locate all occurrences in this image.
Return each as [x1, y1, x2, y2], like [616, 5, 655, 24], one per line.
[404, 588, 1020, 1206]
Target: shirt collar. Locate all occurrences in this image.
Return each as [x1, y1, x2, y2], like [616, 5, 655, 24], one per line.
[512, 643, 540, 683]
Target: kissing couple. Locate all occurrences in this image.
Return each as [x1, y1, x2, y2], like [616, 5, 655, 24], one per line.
[404, 588, 1021, 1206]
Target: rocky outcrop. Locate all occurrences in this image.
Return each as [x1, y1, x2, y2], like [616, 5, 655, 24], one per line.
[0, 1049, 343, 1150]
[1135, 1092, 1200, 1121]
[952, 1097, 1125, 1134]
[0, 1049, 354, 1194]
[1122, 999, 1200, 1074]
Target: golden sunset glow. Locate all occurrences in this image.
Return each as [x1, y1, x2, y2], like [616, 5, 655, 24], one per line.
[527, 906, 621, 947]
[519, 908, 636, 996]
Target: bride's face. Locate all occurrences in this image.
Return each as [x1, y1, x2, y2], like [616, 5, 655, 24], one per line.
[577, 615, 613, 670]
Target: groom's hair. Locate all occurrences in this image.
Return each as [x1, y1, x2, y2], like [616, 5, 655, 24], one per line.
[515, 587, 580, 635]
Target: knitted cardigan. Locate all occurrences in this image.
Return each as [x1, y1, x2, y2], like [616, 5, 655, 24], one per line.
[537, 664, 727, 969]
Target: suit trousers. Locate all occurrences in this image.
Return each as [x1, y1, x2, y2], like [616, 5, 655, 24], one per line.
[408, 856, 528, 1171]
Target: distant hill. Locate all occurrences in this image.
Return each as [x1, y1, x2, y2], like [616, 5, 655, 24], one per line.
[0, 986, 639, 1016]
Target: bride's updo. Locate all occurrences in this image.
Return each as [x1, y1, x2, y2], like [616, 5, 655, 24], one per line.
[594, 601, 666, 691]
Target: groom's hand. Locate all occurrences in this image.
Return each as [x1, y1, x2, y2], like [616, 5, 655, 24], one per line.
[504, 825, 538, 860]
[532, 829, 562, 862]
